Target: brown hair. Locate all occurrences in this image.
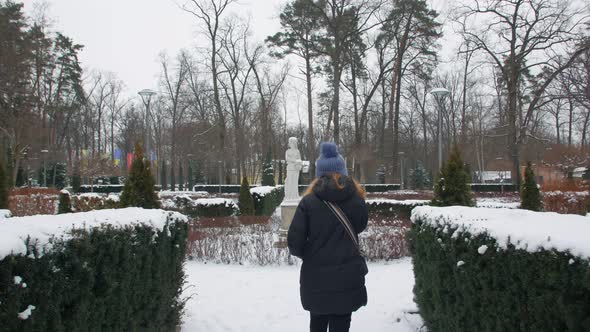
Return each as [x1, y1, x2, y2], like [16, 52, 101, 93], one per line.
[304, 173, 366, 199]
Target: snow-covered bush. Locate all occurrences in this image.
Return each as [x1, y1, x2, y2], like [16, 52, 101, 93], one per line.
[409, 206, 590, 331]
[252, 186, 284, 216]
[0, 208, 188, 331]
[181, 198, 239, 218]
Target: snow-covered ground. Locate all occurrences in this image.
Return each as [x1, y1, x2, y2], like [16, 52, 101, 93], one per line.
[181, 258, 423, 331]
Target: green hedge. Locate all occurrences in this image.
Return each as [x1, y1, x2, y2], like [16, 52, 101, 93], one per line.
[179, 198, 238, 218]
[252, 187, 284, 216]
[410, 215, 590, 331]
[0, 215, 188, 331]
[192, 185, 257, 194]
[470, 183, 517, 192]
[366, 199, 428, 220]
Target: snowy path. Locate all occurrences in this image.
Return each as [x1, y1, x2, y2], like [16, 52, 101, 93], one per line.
[181, 258, 423, 331]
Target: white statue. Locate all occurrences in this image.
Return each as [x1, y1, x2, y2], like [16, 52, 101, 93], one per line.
[285, 137, 302, 201]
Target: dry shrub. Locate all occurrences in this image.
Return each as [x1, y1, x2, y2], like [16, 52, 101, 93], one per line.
[541, 179, 587, 192]
[8, 188, 60, 216]
[186, 212, 413, 265]
[543, 191, 590, 215]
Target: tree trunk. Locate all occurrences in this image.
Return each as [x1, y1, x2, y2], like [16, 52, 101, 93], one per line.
[306, 55, 316, 177]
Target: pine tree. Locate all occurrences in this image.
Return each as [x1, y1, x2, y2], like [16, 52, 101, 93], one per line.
[71, 164, 81, 193]
[178, 163, 184, 191]
[410, 162, 432, 190]
[238, 176, 255, 216]
[160, 161, 167, 191]
[521, 162, 543, 211]
[170, 162, 176, 191]
[58, 190, 72, 214]
[120, 143, 160, 209]
[262, 148, 275, 186]
[278, 160, 283, 185]
[194, 162, 205, 184]
[0, 161, 8, 209]
[15, 166, 25, 187]
[432, 145, 475, 207]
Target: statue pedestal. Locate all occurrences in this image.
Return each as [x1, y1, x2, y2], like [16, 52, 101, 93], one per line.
[280, 199, 300, 231]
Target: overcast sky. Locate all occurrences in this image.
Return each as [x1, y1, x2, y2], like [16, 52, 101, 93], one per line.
[22, 0, 288, 94]
[21, 0, 453, 124]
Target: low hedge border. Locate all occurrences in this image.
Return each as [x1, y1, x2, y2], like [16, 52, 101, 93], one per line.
[409, 207, 590, 331]
[0, 209, 188, 331]
[179, 198, 239, 218]
[366, 199, 429, 221]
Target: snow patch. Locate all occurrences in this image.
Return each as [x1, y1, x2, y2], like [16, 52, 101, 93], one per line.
[14, 276, 22, 285]
[367, 199, 430, 206]
[17, 305, 35, 320]
[0, 210, 12, 219]
[457, 261, 465, 267]
[250, 186, 279, 196]
[478, 245, 488, 255]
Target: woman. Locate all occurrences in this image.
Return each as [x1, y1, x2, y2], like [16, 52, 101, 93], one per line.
[288, 142, 368, 332]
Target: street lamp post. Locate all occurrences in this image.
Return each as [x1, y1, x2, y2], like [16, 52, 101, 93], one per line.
[41, 149, 48, 187]
[138, 89, 157, 169]
[430, 88, 450, 171]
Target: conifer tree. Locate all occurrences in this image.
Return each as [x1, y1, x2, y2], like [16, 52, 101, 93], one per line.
[262, 148, 275, 186]
[160, 161, 167, 191]
[0, 161, 8, 209]
[410, 161, 431, 190]
[58, 190, 72, 214]
[120, 143, 160, 209]
[170, 162, 176, 191]
[178, 163, 184, 191]
[15, 166, 25, 187]
[521, 162, 543, 211]
[187, 162, 194, 192]
[432, 145, 475, 207]
[238, 176, 255, 216]
[71, 162, 81, 193]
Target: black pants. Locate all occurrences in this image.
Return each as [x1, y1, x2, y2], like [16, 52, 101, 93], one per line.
[310, 312, 352, 332]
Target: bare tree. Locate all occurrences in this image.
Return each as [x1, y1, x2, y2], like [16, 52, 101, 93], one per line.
[455, 0, 590, 186]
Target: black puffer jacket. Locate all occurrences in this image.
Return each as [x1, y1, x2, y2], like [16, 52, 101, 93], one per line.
[287, 175, 369, 315]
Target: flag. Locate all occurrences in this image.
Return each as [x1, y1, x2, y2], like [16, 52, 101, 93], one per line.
[127, 153, 134, 171]
[114, 149, 122, 166]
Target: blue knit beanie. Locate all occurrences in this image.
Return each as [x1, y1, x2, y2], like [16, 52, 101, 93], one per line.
[315, 142, 348, 178]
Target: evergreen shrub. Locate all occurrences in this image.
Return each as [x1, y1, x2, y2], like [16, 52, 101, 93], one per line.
[410, 212, 590, 332]
[120, 144, 160, 209]
[57, 191, 72, 214]
[252, 186, 284, 216]
[238, 177, 255, 216]
[0, 213, 188, 331]
[261, 148, 275, 186]
[179, 198, 238, 218]
[432, 145, 475, 207]
[521, 162, 543, 211]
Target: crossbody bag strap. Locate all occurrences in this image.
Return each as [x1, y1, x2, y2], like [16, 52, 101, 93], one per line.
[323, 200, 360, 251]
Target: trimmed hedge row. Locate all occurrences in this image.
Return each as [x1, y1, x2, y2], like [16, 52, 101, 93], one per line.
[366, 199, 428, 221]
[252, 187, 285, 216]
[0, 215, 188, 331]
[77, 185, 161, 194]
[409, 216, 590, 331]
[178, 198, 238, 218]
[470, 183, 518, 192]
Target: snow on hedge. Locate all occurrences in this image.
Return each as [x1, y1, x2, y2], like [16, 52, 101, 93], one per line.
[0, 208, 187, 261]
[193, 198, 237, 208]
[476, 198, 520, 209]
[250, 186, 280, 197]
[367, 199, 430, 206]
[411, 206, 590, 258]
[1, 209, 12, 219]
